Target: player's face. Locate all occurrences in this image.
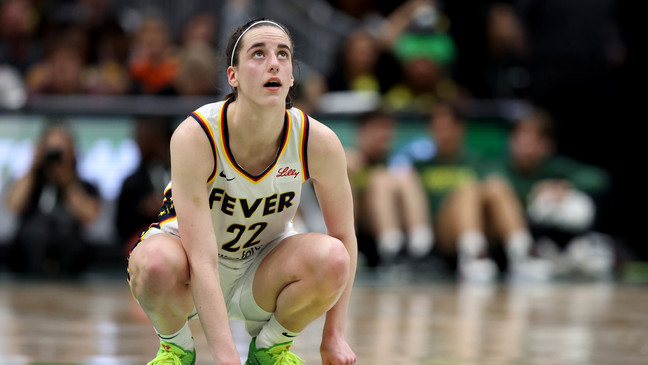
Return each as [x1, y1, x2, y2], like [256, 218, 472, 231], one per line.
[361, 117, 394, 159]
[228, 26, 294, 107]
[510, 121, 551, 168]
[430, 107, 463, 156]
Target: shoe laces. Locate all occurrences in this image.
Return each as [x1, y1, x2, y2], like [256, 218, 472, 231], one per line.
[147, 344, 186, 365]
[267, 344, 304, 365]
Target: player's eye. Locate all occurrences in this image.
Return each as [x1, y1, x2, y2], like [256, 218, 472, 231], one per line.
[253, 50, 264, 58]
[278, 51, 289, 59]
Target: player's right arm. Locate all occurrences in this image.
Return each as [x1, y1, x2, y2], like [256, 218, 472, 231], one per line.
[170, 117, 240, 365]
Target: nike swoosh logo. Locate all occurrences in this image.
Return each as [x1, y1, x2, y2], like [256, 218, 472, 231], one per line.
[282, 332, 297, 338]
[219, 170, 235, 181]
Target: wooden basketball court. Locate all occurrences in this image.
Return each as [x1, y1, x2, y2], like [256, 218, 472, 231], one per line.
[1, 269, 647, 364]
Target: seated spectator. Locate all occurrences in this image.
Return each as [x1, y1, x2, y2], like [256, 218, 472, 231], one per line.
[347, 1, 459, 113]
[292, 63, 327, 116]
[4, 125, 101, 276]
[24, 23, 127, 95]
[322, 27, 399, 114]
[116, 116, 173, 252]
[0, 0, 42, 75]
[128, 15, 179, 95]
[383, 29, 460, 113]
[84, 25, 131, 95]
[326, 29, 396, 94]
[25, 41, 86, 94]
[409, 101, 551, 281]
[503, 106, 614, 277]
[347, 109, 433, 266]
[482, 2, 531, 98]
[173, 12, 220, 96]
[326, 0, 443, 96]
[174, 43, 219, 96]
[444, 1, 531, 99]
[34, 0, 130, 95]
[179, 12, 218, 48]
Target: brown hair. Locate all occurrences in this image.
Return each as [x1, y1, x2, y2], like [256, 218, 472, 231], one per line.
[517, 106, 555, 140]
[432, 100, 467, 125]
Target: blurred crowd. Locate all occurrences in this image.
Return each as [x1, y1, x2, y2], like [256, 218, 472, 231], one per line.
[1, 0, 626, 110]
[0, 0, 635, 281]
[0, 0, 224, 97]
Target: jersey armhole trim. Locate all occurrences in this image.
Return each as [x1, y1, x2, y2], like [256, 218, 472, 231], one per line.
[299, 110, 310, 182]
[190, 111, 218, 184]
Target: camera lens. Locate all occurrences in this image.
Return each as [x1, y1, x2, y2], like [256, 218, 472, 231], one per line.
[45, 149, 62, 163]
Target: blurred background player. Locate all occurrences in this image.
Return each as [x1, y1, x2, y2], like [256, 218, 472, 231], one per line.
[409, 101, 551, 282]
[502, 106, 614, 278]
[346, 109, 433, 266]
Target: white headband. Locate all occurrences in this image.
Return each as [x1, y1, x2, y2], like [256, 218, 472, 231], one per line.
[230, 20, 287, 67]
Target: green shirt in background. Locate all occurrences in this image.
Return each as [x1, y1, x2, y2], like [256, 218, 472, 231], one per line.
[414, 149, 498, 216]
[501, 155, 611, 207]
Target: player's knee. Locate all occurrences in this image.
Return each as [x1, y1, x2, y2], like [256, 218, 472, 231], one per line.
[482, 176, 512, 199]
[311, 236, 350, 293]
[130, 241, 188, 297]
[367, 168, 396, 193]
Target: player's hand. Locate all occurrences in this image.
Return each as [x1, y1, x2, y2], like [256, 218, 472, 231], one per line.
[320, 335, 356, 365]
[531, 179, 572, 202]
[49, 162, 76, 188]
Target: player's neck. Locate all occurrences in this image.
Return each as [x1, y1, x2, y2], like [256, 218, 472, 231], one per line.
[229, 98, 284, 129]
[227, 99, 285, 157]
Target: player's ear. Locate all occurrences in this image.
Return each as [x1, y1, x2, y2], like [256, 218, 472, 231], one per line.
[227, 66, 238, 88]
[290, 73, 294, 87]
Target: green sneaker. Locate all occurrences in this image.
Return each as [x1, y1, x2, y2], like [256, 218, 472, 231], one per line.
[245, 337, 304, 365]
[146, 341, 196, 365]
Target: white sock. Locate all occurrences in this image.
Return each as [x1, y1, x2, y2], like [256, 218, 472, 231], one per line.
[255, 314, 300, 349]
[458, 230, 487, 260]
[377, 229, 405, 259]
[155, 321, 194, 351]
[407, 225, 434, 258]
[506, 229, 533, 263]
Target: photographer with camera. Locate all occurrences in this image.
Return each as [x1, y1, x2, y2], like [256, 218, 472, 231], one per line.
[4, 125, 101, 277]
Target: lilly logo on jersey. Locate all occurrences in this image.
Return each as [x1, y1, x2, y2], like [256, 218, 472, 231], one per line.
[276, 166, 300, 179]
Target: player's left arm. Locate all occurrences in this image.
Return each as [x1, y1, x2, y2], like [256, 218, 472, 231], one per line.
[307, 118, 358, 365]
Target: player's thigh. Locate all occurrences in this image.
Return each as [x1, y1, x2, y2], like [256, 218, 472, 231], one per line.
[252, 232, 349, 309]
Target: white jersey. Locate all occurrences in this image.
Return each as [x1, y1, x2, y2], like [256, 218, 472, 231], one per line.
[140, 99, 310, 267]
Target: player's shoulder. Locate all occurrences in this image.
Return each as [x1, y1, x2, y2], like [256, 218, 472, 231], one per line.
[175, 100, 228, 140]
[192, 100, 227, 121]
[297, 112, 336, 142]
[172, 118, 206, 149]
[172, 101, 225, 149]
[297, 114, 346, 167]
[284, 106, 339, 146]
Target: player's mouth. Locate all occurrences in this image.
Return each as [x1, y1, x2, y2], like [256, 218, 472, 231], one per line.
[264, 78, 282, 90]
